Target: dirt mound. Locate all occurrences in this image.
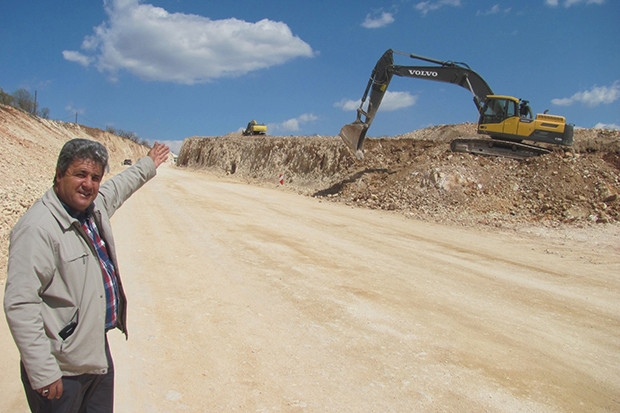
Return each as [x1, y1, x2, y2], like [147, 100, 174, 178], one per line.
[178, 124, 620, 229]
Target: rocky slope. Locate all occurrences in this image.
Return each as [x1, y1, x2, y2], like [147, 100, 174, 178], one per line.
[178, 124, 620, 229]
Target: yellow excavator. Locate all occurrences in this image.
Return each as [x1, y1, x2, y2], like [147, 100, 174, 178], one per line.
[243, 119, 267, 136]
[339, 49, 574, 159]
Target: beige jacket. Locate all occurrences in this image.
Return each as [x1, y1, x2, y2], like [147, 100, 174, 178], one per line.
[4, 156, 156, 389]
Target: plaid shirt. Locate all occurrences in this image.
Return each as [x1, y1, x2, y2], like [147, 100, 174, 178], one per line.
[81, 214, 119, 330]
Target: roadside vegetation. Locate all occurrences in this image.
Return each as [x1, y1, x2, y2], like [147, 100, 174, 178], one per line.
[0, 86, 149, 146]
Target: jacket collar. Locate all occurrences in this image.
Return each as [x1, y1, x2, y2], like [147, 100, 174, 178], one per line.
[41, 188, 96, 230]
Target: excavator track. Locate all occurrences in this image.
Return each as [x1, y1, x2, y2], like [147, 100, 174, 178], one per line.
[450, 138, 551, 159]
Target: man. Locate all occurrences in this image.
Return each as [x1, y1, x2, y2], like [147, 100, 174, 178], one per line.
[519, 99, 533, 119]
[4, 138, 170, 412]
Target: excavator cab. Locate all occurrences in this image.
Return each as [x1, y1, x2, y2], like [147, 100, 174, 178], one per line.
[478, 95, 573, 146]
[478, 96, 520, 141]
[479, 96, 517, 125]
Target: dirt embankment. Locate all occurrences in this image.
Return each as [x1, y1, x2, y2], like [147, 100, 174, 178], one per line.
[178, 124, 620, 229]
[2, 103, 620, 275]
[0, 104, 150, 276]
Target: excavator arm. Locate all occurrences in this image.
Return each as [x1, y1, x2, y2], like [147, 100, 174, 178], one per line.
[340, 49, 493, 159]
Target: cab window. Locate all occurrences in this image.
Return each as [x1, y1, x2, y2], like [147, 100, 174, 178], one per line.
[481, 98, 509, 124]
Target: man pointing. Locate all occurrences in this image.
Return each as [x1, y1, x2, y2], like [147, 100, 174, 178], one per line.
[4, 138, 169, 412]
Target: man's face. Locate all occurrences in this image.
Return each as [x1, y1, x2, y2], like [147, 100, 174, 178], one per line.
[54, 158, 104, 212]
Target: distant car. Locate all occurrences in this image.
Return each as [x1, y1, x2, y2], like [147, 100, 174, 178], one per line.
[123, 159, 132, 165]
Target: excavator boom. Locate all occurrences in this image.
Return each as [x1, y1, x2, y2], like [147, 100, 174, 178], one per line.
[340, 49, 493, 158]
[339, 50, 395, 159]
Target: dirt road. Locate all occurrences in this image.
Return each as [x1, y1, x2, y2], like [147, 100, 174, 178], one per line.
[2, 165, 619, 412]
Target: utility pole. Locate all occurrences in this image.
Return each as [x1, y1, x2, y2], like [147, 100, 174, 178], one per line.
[33, 90, 37, 115]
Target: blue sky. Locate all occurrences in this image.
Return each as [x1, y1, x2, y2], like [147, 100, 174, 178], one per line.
[2, 0, 618, 153]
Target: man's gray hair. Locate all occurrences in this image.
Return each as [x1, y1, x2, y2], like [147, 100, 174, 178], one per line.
[55, 139, 109, 181]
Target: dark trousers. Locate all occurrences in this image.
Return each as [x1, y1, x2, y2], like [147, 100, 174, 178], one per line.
[21, 339, 115, 413]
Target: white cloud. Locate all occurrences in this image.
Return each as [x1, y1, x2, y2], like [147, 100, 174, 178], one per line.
[546, 0, 605, 7]
[334, 98, 362, 111]
[380, 91, 418, 110]
[361, 12, 395, 29]
[415, 0, 461, 15]
[269, 113, 319, 133]
[62, 0, 315, 84]
[567, 0, 605, 5]
[62, 50, 93, 67]
[476, 4, 511, 16]
[594, 122, 620, 130]
[552, 81, 620, 107]
[335, 90, 417, 112]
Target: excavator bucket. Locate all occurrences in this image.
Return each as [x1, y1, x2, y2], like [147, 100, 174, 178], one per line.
[339, 121, 367, 160]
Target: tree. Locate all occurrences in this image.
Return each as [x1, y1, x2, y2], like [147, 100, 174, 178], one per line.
[106, 126, 145, 145]
[12, 88, 35, 113]
[0, 87, 13, 105]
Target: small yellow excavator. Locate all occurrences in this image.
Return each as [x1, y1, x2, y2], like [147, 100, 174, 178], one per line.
[243, 120, 267, 136]
[339, 49, 573, 159]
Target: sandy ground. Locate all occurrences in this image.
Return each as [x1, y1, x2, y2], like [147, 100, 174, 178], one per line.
[1, 165, 619, 412]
